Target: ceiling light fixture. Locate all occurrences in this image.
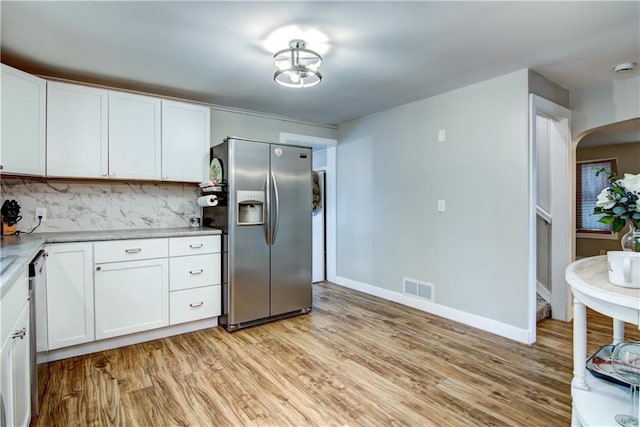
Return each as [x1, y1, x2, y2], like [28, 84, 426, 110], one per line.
[273, 39, 322, 88]
[614, 62, 636, 73]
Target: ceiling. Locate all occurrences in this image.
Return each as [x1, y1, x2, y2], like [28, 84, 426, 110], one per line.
[578, 118, 640, 148]
[1, 1, 639, 126]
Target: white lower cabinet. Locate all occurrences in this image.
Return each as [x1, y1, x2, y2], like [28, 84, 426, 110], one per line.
[170, 285, 221, 325]
[168, 236, 222, 325]
[45, 242, 94, 350]
[40, 235, 221, 359]
[94, 258, 169, 339]
[1, 271, 31, 427]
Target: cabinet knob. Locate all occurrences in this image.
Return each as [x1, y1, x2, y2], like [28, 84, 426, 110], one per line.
[96, 266, 101, 271]
[0, 165, 3, 170]
[125, 248, 142, 254]
[189, 269, 204, 275]
[10, 328, 26, 340]
[189, 302, 204, 308]
[189, 243, 204, 249]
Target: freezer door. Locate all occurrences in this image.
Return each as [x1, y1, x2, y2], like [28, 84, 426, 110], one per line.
[270, 144, 312, 316]
[227, 139, 271, 325]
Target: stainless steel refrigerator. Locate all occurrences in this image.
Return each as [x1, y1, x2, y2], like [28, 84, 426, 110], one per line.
[204, 137, 312, 331]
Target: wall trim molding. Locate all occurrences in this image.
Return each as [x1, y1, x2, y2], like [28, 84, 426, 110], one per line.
[332, 275, 532, 344]
[36, 74, 338, 130]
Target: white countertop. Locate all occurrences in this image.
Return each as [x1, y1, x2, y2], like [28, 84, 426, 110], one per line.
[565, 255, 640, 313]
[0, 227, 222, 297]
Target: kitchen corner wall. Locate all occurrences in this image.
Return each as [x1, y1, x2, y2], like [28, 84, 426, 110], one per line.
[0, 178, 200, 233]
[335, 69, 531, 334]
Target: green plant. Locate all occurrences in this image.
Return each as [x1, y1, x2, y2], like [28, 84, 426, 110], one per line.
[594, 169, 640, 232]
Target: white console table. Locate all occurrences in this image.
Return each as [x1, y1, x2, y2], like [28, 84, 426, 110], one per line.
[565, 255, 640, 426]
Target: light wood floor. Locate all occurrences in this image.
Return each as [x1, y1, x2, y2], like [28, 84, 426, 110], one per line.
[32, 282, 640, 427]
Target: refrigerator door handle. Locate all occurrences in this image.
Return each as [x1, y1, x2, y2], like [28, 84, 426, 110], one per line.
[264, 176, 271, 245]
[271, 170, 280, 245]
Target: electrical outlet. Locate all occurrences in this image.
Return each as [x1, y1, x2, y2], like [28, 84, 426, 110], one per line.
[35, 207, 47, 222]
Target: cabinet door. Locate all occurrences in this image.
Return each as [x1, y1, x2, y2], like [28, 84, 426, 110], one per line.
[12, 304, 30, 427]
[0, 64, 46, 176]
[161, 100, 210, 182]
[0, 303, 30, 427]
[95, 258, 169, 339]
[0, 337, 13, 427]
[45, 243, 94, 350]
[108, 91, 161, 180]
[47, 82, 108, 178]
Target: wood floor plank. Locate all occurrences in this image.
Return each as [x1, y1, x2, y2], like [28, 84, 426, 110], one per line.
[33, 281, 640, 426]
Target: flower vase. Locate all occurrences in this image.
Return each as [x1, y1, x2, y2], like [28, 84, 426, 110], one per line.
[621, 221, 640, 252]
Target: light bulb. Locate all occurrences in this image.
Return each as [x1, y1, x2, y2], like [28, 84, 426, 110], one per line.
[289, 71, 300, 83]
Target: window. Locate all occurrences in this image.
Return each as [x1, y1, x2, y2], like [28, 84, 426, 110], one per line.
[576, 159, 617, 233]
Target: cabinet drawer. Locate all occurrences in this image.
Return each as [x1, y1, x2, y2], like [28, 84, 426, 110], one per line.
[170, 285, 220, 325]
[169, 235, 220, 257]
[169, 253, 220, 291]
[1, 270, 28, 345]
[94, 238, 168, 263]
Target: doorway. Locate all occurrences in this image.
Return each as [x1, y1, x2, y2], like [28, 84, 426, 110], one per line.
[312, 169, 326, 282]
[279, 132, 337, 285]
[529, 95, 572, 343]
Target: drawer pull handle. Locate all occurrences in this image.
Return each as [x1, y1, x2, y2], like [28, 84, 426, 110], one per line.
[125, 248, 142, 254]
[189, 243, 204, 249]
[189, 302, 204, 308]
[189, 269, 204, 275]
[11, 328, 26, 340]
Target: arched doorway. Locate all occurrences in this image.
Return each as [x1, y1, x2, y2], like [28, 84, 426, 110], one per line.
[574, 118, 640, 258]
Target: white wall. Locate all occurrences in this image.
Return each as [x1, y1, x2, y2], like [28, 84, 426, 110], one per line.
[210, 108, 337, 146]
[570, 76, 640, 140]
[528, 70, 570, 109]
[312, 149, 327, 170]
[335, 69, 531, 334]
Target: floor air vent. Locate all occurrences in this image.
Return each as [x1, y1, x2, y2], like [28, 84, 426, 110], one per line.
[403, 277, 434, 301]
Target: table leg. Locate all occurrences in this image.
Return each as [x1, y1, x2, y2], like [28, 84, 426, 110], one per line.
[572, 298, 589, 391]
[612, 318, 625, 344]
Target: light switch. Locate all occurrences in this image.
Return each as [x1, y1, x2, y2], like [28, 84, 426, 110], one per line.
[437, 200, 445, 212]
[438, 129, 446, 143]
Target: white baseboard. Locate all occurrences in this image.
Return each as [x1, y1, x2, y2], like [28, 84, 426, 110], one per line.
[333, 275, 533, 344]
[37, 317, 219, 363]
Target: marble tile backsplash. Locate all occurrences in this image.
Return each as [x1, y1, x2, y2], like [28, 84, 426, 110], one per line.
[0, 179, 201, 233]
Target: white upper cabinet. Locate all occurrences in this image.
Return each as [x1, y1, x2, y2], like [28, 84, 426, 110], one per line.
[47, 81, 108, 178]
[47, 82, 164, 180]
[47, 80, 208, 182]
[161, 100, 210, 182]
[108, 91, 161, 180]
[1, 64, 46, 176]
